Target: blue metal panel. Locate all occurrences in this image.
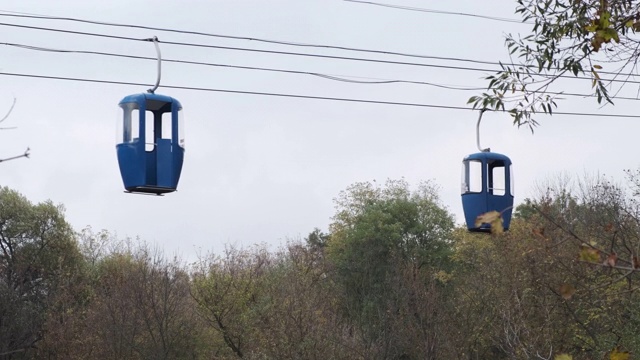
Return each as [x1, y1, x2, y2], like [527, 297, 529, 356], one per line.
[116, 141, 145, 190]
[461, 152, 514, 231]
[120, 93, 176, 107]
[462, 192, 488, 230]
[170, 100, 184, 187]
[145, 148, 157, 185]
[156, 138, 173, 187]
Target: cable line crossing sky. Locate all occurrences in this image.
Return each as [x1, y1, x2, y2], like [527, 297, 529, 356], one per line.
[0, 0, 637, 258]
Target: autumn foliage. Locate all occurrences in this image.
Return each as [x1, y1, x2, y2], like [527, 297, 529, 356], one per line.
[1, 174, 640, 359]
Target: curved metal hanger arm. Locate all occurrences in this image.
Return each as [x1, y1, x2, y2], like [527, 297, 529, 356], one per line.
[146, 36, 161, 93]
[476, 109, 490, 152]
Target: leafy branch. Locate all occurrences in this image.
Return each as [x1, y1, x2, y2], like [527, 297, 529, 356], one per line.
[470, 0, 640, 130]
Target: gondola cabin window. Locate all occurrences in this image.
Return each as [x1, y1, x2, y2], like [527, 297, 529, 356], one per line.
[118, 102, 139, 144]
[489, 161, 506, 196]
[462, 160, 482, 194]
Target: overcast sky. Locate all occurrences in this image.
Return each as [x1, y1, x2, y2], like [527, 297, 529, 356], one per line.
[1, 0, 638, 258]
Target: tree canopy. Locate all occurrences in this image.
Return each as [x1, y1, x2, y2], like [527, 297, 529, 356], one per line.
[327, 179, 455, 358]
[0, 187, 84, 357]
[3, 175, 640, 358]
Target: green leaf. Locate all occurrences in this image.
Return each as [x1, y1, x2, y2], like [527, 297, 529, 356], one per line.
[585, 23, 598, 32]
[611, 30, 620, 43]
[572, 64, 579, 76]
[602, 28, 620, 43]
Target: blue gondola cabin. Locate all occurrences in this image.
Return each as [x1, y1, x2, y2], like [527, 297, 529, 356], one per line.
[116, 93, 184, 195]
[461, 152, 513, 231]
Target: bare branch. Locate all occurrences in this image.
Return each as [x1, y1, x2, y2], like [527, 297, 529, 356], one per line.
[0, 348, 27, 356]
[0, 147, 30, 163]
[0, 97, 16, 124]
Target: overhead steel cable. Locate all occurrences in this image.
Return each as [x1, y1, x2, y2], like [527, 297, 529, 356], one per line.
[1, 71, 638, 118]
[0, 22, 518, 75]
[2, 21, 640, 88]
[343, 0, 532, 24]
[0, 10, 529, 66]
[4, 22, 640, 95]
[0, 42, 486, 90]
[0, 9, 637, 80]
[6, 41, 640, 102]
[0, 22, 501, 72]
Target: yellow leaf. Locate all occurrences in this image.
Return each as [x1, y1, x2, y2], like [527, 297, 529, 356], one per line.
[593, 64, 602, 69]
[626, 19, 634, 28]
[579, 246, 600, 263]
[491, 221, 504, 234]
[474, 211, 500, 227]
[475, 211, 503, 234]
[555, 354, 573, 360]
[610, 348, 630, 360]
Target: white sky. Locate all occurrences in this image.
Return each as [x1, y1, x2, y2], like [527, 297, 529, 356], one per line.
[1, 0, 638, 258]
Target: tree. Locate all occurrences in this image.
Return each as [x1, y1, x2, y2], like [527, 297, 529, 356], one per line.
[469, 0, 640, 129]
[305, 228, 330, 250]
[326, 179, 455, 358]
[449, 173, 640, 358]
[249, 242, 353, 360]
[191, 245, 273, 358]
[0, 187, 84, 358]
[82, 244, 201, 360]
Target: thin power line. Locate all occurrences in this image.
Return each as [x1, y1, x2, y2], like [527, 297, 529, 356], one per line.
[2, 22, 639, 87]
[1, 71, 638, 118]
[343, 0, 532, 24]
[0, 22, 510, 76]
[1, 42, 485, 90]
[0, 10, 525, 65]
[0, 9, 636, 80]
[6, 42, 640, 102]
[0, 22, 502, 73]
